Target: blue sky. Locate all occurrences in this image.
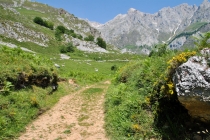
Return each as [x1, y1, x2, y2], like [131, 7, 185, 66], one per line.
[35, 0, 204, 24]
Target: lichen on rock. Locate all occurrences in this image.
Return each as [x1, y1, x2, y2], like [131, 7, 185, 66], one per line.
[173, 48, 210, 122]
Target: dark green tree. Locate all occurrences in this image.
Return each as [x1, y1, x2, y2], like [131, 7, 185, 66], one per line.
[33, 17, 54, 30]
[33, 17, 44, 25]
[56, 25, 66, 34]
[96, 37, 107, 49]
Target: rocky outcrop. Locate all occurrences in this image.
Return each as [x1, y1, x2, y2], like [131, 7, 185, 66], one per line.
[173, 48, 210, 123]
[191, 0, 210, 23]
[0, 21, 49, 47]
[73, 38, 108, 53]
[168, 36, 187, 49]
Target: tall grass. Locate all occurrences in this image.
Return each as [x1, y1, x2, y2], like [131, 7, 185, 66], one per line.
[105, 48, 200, 139]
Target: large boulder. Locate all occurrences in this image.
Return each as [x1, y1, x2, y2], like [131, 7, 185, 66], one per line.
[173, 49, 210, 123]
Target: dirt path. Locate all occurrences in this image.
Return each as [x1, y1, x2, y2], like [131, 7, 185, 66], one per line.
[19, 81, 110, 140]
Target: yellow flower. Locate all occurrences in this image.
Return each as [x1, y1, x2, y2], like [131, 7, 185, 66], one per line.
[160, 85, 165, 91]
[168, 90, 174, 95]
[167, 83, 174, 89]
[145, 97, 150, 103]
[132, 124, 141, 131]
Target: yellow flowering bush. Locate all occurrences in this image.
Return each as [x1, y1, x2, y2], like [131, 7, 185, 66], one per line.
[167, 51, 196, 76]
[153, 51, 196, 97]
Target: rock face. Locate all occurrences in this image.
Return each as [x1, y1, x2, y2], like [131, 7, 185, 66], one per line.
[90, 0, 210, 52]
[93, 3, 198, 48]
[173, 49, 210, 122]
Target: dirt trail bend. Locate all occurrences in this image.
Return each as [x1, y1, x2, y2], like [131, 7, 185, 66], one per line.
[19, 81, 111, 140]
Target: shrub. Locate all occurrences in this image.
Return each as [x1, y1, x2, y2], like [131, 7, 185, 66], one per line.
[71, 33, 77, 38]
[0, 46, 58, 91]
[56, 25, 66, 34]
[33, 17, 54, 30]
[84, 35, 94, 41]
[59, 43, 75, 53]
[33, 17, 44, 25]
[194, 32, 210, 50]
[66, 42, 75, 53]
[77, 34, 83, 40]
[55, 29, 62, 41]
[60, 45, 67, 53]
[65, 29, 74, 35]
[111, 65, 118, 71]
[45, 21, 54, 30]
[149, 44, 167, 57]
[96, 37, 106, 49]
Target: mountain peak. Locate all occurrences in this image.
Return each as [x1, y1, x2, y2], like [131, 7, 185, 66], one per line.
[200, 0, 210, 8]
[203, 0, 209, 3]
[128, 8, 137, 13]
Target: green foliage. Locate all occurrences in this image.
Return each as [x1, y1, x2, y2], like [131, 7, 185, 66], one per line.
[84, 35, 94, 41]
[55, 28, 62, 41]
[33, 17, 54, 30]
[111, 65, 118, 71]
[71, 33, 77, 38]
[0, 46, 72, 139]
[33, 16, 44, 25]
[59, 45, 67, 53]
[168, 22, 208, 45]
[56, 25, 66, 34]
[0, 82, 72, 139]
[105, 46, 200, 139]
[0, 46, 57, 90]
[149, 44, 167, 57]
[0, 82, 13, 96]
[194, 32, 210, 50]
[65, 29, 74, 34]
[59, 42, 75, 53]
[105, 58, 164, 139]
[96, 37, 107, 49]
[77, 34, 83, 40]
[66, 42, 75, 52]
[185, 22, 208, 32]
[55, 26, 83, 40]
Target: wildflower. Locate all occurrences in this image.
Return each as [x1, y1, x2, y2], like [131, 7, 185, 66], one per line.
[168, 89, 174, 95]
[167, 82, 174, 89]
[160, 85, 165, 91]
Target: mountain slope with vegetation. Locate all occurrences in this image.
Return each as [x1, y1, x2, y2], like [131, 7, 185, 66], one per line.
[0, 0, 110, 55]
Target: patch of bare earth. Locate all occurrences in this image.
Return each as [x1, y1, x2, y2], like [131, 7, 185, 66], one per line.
[18, 81, 110, 140]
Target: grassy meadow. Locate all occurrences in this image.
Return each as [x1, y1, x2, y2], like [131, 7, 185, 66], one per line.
[0, 44, 142, 139]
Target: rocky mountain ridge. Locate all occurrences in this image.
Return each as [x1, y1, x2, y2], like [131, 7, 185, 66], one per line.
[90, 0, 210, 53]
